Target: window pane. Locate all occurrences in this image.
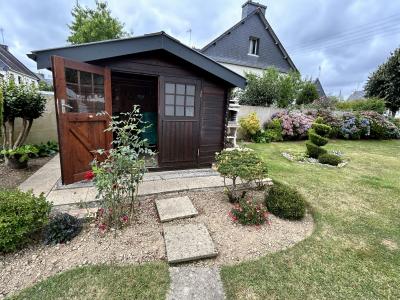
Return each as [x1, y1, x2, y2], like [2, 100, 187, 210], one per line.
[65, 68, 78, 83]
[165, 83, 175, 94]
[165, 94, 175, 105]
[93, 74, 104, 85]
[165, 105, 174, 116]
[186, 96, 194, 106]
[186, 85, 195, 95]
[175, 106, 185, 116]
[185, 106, 194, 117]
[176, 84, 185, 94]
[176, 95, 185, 106]
[80, 71, 92, 85]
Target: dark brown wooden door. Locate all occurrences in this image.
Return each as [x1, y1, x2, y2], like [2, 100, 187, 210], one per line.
[159, 76, 201, 168]
[52, 56, 112, 184]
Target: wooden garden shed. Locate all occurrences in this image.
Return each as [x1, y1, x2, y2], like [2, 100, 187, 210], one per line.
[28, 32, 246, 185]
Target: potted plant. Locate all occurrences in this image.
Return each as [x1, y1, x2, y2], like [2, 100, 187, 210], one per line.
[1, 145, 38, 169]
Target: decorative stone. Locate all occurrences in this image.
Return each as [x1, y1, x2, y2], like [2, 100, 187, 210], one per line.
[164, 223, 218, 263]
[155, 196, 198, 222]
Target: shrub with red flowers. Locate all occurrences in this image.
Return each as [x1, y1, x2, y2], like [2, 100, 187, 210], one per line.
[91, 106, 155, 231]
[230, 197, 269, 226]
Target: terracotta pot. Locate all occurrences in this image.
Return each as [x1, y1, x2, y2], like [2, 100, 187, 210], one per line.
[5, 156, 28, 169]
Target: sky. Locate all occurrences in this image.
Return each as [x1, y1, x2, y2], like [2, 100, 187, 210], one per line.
[0, 0, 399, 98]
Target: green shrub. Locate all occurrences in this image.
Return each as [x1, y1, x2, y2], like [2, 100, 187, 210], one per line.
[32, 141, 59, 158]
[215, 148, 268, 202]
[311, 123, 331, 136]
[318, 153, 342, 166]
[308, 129, 329, 146]
[297, 81, 319, 105]
[263, 119, 283, 142]
[42, 213, 82, 245]
[336, 97, 386, 114]
[306, 141, 327, 158]
[265, 181, 306, 220]
[0, 189, 51, 252]
[230, 197, 269, 225]
[239, 112, 261, 140]
[1, 145, 38, 163]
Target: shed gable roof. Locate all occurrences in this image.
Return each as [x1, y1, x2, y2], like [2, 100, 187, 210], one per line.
[28, 32, 246, 89]
[200, 9, 297, 73]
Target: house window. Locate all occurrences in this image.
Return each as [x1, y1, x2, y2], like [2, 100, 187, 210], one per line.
[249, 37, 259, 56]
[18, 76, 22, 84]
[165, 83, 195, 117]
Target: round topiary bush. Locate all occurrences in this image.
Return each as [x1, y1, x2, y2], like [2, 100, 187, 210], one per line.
[0, 189, 51, 253]
[318, 153, 342, 166]
[265, 182, 306, 220]
[312, 122, 332, 136]
[42, 213, 83, 245]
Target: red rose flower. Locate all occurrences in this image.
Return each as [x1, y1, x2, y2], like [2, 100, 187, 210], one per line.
[84, 170, 95, 181]
[98, 223, 107, 231]
[120, 215, 129, 223]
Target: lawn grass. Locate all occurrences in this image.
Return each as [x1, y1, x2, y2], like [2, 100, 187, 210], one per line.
[221, 140, 400, 299]
[9, 263, 169, 300]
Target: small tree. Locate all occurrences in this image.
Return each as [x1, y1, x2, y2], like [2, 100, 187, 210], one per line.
[1, 78, 46, 149]
[365, 48, 400, 117]
[67, 0, 129, 44]
[297, 81, 319, 105]
[305, 117, 331, 159]
[277, 70, 302, 108]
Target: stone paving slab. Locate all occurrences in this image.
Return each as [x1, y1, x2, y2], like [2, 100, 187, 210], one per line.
[164, 223, 217, 264]
[167, 267, 225, 300]
[156, 196, 198, 222]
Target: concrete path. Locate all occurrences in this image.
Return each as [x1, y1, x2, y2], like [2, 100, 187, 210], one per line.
[156, 196, 198, 222]
[19, 155, 230, 206]
[167, 267, 225, 300]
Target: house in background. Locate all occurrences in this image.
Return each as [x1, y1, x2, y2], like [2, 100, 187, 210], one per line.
[200, 0, 297, 77]
[347, 90, 366, 101]
[314, 78, 326, 98]
[0, 44, 39, 85]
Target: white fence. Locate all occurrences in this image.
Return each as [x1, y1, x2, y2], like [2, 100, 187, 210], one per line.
[237, 105, 284, 126]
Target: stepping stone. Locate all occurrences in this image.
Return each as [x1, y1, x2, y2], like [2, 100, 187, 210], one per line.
[164, 223, 218, 264]
[156, 196, 198, 222]
[167, 267, 225, 300]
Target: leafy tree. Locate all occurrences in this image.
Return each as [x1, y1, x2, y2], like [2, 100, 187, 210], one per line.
[1, 78, 46, 149]
[239, 68, 280, 106]
[297, 81, 319, 105]
[365, 48, 400, 117]
[67, 0, 129, 44]
[0, 88, 3, 138]
[38, 81, 53, 92]
[277, 70, 302, 108]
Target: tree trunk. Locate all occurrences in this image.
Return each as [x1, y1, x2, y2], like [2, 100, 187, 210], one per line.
[13, 118, 33, 148]
[13, 118, 27, 149]
[7, 119, 14, 150]
[2, 122, 7, 149]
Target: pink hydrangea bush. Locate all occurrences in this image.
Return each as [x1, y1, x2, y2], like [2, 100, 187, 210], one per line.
[272, 111, 315, 140]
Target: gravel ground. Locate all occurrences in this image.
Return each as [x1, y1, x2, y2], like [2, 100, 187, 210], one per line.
[0, 157, 52, 189]
[0, 189, 314, 298]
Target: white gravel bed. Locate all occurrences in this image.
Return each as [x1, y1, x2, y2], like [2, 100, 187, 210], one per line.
[0, 189, 314, 298]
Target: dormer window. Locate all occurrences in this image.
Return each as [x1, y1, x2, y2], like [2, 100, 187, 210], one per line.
[249, 37, 259, 56]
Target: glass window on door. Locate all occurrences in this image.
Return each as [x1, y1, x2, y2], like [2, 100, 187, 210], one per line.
[64, 68, 105, 113]
[164, 83, 195, 117]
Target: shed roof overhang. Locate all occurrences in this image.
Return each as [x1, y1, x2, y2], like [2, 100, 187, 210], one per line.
[28, 32, 246, 89]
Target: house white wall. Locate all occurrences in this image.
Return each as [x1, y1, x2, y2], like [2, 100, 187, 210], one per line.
[219, 62, 264, 77]
[0, 69, 38, 86]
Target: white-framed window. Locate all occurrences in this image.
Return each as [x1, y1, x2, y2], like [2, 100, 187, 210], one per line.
[249, 37, 260, 56]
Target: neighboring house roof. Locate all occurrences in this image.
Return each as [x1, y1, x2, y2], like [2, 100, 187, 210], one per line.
[314, 78, 326, 98]
[28, 31, 246, 89]
[0, 44, 39, 80]
[200, 6, 297, 73]
[347, 90, 366, 101]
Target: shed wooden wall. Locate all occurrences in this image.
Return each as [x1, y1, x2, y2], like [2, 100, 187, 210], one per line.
[93, 50, 231, 167]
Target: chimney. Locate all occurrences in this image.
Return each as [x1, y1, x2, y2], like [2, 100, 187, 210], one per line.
[242, 1, 267, 19]
[0, 44, 8, 51]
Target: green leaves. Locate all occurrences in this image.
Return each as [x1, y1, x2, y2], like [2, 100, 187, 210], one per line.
[1, 145, 39, 162]
[365, 48, 400, 116]
[67, 0, 130, 44]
